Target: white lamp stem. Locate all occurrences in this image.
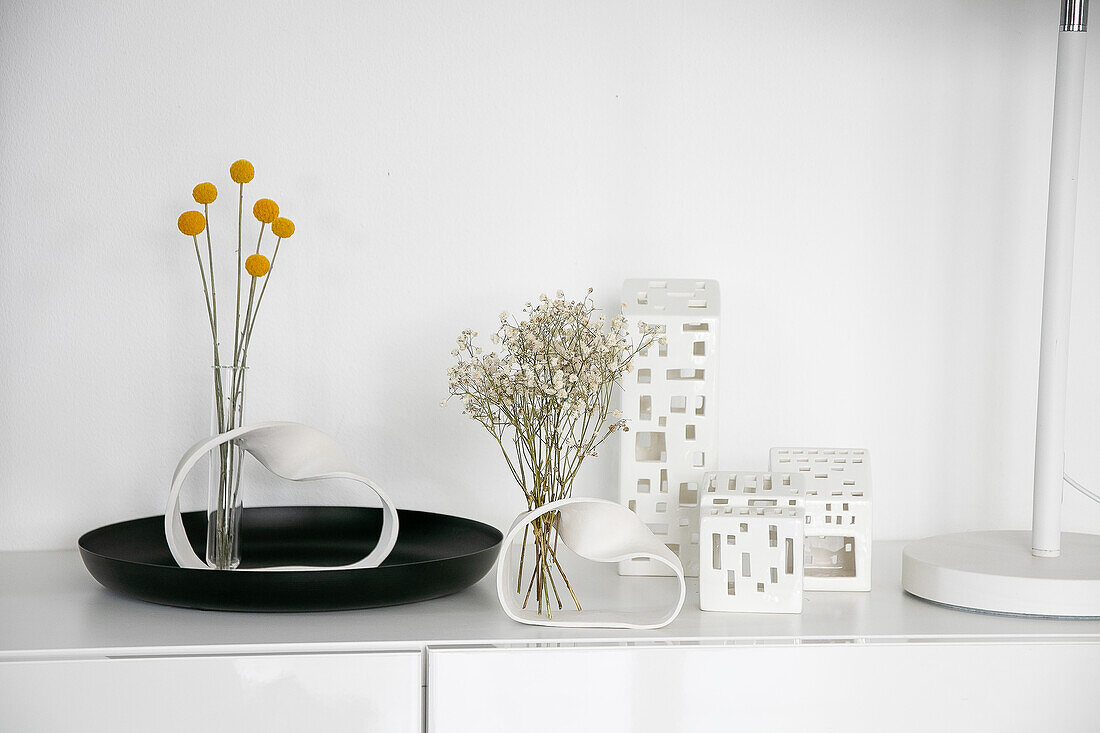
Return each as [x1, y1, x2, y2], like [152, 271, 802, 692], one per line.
[1032, 0, 1089, 558]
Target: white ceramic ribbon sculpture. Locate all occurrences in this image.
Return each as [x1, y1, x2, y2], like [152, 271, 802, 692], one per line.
[496, 497, 686, 629]
[164, 421, 398, 571]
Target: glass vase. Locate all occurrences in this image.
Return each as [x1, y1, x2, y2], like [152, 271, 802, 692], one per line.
[206, 365, 248, 570]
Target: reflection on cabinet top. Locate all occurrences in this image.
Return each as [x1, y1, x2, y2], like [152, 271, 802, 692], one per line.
[1, 542, 1099, 661]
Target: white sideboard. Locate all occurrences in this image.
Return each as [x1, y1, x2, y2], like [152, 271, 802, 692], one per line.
[0, 651, 422, 731]
[2, 542, 1099, 732]
[428, 642, 1100, 731]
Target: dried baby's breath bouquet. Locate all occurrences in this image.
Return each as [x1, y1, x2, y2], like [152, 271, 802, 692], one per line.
[445, 289, 658, 617]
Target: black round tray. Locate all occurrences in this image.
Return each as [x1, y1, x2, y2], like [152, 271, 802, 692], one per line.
[78, 506, 502, 612]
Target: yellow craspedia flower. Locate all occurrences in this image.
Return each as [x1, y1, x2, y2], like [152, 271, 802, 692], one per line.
[253, 198, 279, 223]
[271, 217, 295, 239]
[230, 159, 255, 184]
[245, 253, 271, 277]
[192, 182, 218, 205]
[177, 210, 206, 236]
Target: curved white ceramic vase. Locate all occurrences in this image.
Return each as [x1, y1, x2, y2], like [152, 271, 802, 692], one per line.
[495, 497, 686, 629]
[164, 421, 399, 571]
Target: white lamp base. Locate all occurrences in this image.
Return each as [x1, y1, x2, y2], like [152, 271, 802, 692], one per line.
[902, 530, 1100, 617]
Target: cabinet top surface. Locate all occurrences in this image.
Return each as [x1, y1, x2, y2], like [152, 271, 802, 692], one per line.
[1, 541, 1098, 660]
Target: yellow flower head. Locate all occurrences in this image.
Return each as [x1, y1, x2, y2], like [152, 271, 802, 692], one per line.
[192, 182, 218, 205]
[245, 253, 271, 277]
[271, 217, 295, 239]
[253, 198, 279, 224]
[177, 210, 206, 236]
[230, 159, 255, 184]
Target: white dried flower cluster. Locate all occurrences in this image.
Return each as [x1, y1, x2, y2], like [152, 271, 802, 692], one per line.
[445, 289, 658, 504]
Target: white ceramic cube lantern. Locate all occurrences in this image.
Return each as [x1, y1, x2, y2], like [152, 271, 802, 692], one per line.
[770, 448, 872, 591]
[619, 279, 720, 577]
[699, 481, 804, 613]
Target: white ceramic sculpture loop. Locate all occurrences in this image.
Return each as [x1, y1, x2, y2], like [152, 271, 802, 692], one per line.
[164, 421, 399, 571]
[495, 497, 686, 629]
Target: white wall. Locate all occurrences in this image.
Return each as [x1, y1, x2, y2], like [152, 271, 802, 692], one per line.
[1, 0, 1098, 551]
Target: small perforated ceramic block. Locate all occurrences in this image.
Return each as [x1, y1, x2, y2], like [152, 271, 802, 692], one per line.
[619, 279, 719, 578]
[699, 499, 804, 613]
[770, 448, 872, 591]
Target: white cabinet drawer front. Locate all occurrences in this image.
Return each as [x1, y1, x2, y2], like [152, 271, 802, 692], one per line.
[428, 642, 1100, 732]
[0, 650, 421, 733]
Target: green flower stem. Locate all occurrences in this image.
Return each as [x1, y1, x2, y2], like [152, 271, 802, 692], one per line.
[224, 223, 271, 516]
[233, 223, 265, 367]
[191, 234, 232, 565]
[231, 182, 243, 375]
[203, 204, 230, 557]
[225, 186, 246, 497]
[222, 220, 265, 523]
[516, 524, 529, 594]
[240, 237, 280, 360]
[210, 182, 248, 568]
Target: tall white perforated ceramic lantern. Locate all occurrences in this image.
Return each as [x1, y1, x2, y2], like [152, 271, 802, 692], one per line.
[618, 279, 719, 577]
